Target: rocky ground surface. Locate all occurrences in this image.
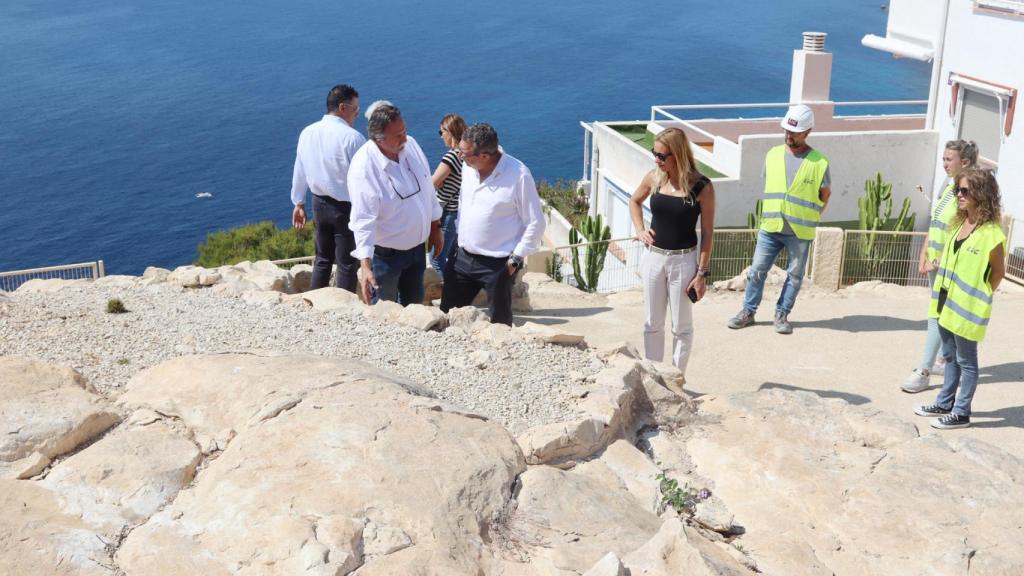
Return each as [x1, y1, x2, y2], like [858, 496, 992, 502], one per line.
[2, 262, 1024, 575]
[0, 271, 596, 435]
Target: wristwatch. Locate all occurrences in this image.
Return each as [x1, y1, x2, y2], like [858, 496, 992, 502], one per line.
[508, 255, 524, 270]
[698, 268, 711, 278]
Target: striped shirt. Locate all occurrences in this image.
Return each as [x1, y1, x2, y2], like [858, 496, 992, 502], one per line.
[436, 149, 462, 211]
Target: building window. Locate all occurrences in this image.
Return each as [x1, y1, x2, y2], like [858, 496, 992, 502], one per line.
[949, 73, 1018, 166]
[958, 88, 1002, 163]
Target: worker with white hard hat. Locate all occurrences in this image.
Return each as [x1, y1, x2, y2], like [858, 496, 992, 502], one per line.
[727, 104, 832, 334]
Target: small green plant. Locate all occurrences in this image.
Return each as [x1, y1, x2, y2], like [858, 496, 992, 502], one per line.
[546, 251, 564, 283]
[106, 298, 127, 314]
[568, 214, 611, 293]
[746, 198, 764, 230]
[116, 358, 130, 365]
[537, 179, 589, 229]
[656, 473, 710, 516]
[195, 221, 315, 268]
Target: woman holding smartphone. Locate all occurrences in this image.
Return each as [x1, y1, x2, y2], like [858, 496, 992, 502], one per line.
[629, 127, 715, 378]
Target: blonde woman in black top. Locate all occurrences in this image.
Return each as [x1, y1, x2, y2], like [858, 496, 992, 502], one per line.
[629, 127, 716, 378]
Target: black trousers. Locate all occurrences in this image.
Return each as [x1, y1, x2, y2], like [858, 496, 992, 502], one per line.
[440, 246, 517, 326]
[311, 194, 358, 292]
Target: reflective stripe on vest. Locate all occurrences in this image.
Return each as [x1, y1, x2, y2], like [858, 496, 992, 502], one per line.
[760, 145, 828, 241]
[926, 183, 957, 262]
[928, 222, 1006, 342]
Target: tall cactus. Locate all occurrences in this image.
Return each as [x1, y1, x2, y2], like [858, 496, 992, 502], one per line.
[857, 172, 916, 279]
[569, 214, 612, 293]
[746, 199, 764, 230]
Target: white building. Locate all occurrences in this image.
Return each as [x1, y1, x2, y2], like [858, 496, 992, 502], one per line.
[578, 0, 1021, 265]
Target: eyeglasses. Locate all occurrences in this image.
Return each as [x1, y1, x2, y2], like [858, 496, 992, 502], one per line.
[651, 149, 672, 162]
[387, 161, 422, 200]
[956, 187, 972, 197]
[457, 148, 481, 159]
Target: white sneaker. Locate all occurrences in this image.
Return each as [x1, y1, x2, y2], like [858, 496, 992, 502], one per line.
[901, 369, 930, 393]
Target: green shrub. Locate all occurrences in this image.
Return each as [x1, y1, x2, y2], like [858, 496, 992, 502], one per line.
[106, 298, 127, 314]
[195, 221, 315, 268]
[538, 179, 589, 229]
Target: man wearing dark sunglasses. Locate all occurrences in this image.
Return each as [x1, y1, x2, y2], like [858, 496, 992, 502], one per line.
[439, 123, 545, 325]
[348, 103, 443, 305]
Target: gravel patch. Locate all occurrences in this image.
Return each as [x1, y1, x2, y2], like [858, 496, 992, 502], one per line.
[0, 284, 599, 434]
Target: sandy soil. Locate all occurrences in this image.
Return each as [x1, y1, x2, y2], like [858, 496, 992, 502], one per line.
[521, 281, 1024, 458]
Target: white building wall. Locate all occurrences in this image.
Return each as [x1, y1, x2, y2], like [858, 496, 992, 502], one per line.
[932, 0, 1024, 219]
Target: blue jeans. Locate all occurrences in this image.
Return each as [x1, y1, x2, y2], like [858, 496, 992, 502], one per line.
[742, 230, 811, 315]
[935, 324, 980, 417]
[918, 269, 942, 371]
[430, 209, 458, 273]
[372, 244, 425, 306]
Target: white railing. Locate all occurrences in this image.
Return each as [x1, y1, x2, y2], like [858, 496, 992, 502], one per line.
[840, 230, 929, 287]
[650, 100, 930, 123]
[0, 260, 106, 292]
[269, 255, 315, 270]
[1005, 216, 1024, 286]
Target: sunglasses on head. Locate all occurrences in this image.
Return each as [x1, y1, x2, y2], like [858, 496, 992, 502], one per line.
[651, 149, 672, 162]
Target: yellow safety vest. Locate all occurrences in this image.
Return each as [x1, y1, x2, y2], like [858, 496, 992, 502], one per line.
[926, 182, 958, 262]
[760, 145, 829, 241]
[929, 221, 1006, 342]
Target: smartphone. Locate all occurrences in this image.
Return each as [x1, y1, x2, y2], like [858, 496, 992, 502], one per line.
[687, 287, 699, 303]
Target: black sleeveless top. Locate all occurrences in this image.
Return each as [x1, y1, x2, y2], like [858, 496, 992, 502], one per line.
[650, 175, 709, 250]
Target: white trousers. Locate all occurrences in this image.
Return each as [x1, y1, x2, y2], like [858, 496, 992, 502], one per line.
[640, 248, 698, 374]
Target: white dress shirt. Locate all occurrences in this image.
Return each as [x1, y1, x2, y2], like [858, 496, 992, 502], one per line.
[458, 152, 546, 258]
[348, 136, 442, 259]
[290, 115, 366, 205]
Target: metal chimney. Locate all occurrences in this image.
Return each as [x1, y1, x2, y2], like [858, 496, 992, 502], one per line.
[802, 32, 827, 52]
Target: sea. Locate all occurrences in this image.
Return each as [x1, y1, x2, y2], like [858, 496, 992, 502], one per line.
[0, 0, 930, 275]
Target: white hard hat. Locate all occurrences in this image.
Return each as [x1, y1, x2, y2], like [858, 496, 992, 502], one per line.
[781, 104, 814, 132]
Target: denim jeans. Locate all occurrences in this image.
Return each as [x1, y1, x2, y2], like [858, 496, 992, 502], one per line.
[935, 324, 980, 417]
[918, 269, 942, 371]
[311, 195, 358, 292]
[742, 229, 811, 315]
[372, 244, 425, 306]
[430, 209, 458, 274]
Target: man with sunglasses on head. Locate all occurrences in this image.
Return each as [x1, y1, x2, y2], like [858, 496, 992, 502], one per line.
[439, 123, 545, 325]
[348, 102, 443, 305]
[727, 104, 831, 334]
[290, 84, 365, 293]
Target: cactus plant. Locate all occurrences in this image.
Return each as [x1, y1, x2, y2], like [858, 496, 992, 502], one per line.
[746, 199, 764, 230]
[568, 214, 611, 293]
[856, 172, 916, 279]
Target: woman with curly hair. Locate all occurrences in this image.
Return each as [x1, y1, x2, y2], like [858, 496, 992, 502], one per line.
[629, 127, 715, 378]
[914, 168, 1006, 429]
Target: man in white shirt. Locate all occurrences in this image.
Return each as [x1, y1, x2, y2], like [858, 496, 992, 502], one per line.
[440, 124, 546, 325]
[348, 103, 442, 305]
[290, 84, 366, 292]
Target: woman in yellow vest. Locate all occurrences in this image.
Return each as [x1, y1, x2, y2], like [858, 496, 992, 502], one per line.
[914, 168, 1005, 429]
[901, 140, 978, 393]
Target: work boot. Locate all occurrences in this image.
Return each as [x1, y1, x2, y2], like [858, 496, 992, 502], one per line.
[774, 312, 793, 334]
[727, 309, 755, 329]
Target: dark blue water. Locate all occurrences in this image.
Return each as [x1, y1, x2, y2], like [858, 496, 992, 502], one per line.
[0, 1, 929, 274]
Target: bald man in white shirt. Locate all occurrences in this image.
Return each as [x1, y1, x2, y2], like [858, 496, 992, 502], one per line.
[348, 103, 442, 305]
[440, 123, 545, 325]
[290, 84, 365, 292]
